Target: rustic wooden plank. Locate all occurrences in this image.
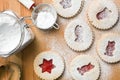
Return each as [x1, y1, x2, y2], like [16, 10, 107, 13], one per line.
[0, 0, 120, 80]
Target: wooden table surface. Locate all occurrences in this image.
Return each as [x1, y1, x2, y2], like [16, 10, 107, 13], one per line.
[0, 0, 120, 80]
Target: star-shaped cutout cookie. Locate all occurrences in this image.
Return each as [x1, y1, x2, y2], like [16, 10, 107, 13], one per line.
[39, 59, 55, 73]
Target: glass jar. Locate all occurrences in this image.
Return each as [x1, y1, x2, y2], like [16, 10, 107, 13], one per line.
[0, 10, 34, 57]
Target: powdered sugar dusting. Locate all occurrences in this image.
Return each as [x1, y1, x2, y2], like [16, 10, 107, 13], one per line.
[46, 36, 78, 80]
[99, 59, 112, 80]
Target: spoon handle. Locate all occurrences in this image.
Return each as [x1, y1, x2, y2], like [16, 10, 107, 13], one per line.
[18, 0, 35, 9]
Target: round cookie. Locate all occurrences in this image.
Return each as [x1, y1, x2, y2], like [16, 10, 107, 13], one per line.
[52, 0, 84, 18]
[87, 0, 118, 30]
[64, 19, 93, 51]
[97, 33, 120, 63]
[34, 51, 64, 80]
[69, 55, 100, 80]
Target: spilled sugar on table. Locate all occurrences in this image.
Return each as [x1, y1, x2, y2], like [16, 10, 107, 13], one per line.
[0, 0, 120, 80]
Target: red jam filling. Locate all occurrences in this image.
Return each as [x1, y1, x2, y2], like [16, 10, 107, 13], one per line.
[39, 58, 55, 73]
[104, 41, 115, 56]
[77, 63, 94, 75]
[60, 0, 72, 9]
[96, 7, 111, 20]
[74, 25, 83, 42]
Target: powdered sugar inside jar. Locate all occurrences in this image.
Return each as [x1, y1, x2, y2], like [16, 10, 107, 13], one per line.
[0, 10, 34, 57]
[0, 13, 22, 55]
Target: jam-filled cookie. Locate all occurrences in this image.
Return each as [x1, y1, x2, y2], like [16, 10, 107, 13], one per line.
[64, 19, 93, 51]
[34, 51, 64, 80]
[87, 0, 118, 30]
[52, 0, 84, 18]
[69, 55, 100, 80]
[97, 33, 120, 63]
